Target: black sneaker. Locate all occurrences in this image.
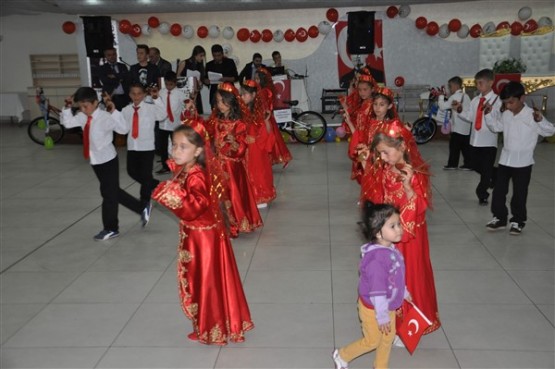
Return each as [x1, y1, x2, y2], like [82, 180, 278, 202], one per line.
[94, 229, 119, 241]
[443, 166, 458, 170]
[486, 217, 506, 231]
[509, 222, 523, 235]
[459, 165, 473, 171]
[479, 198, 489, 206]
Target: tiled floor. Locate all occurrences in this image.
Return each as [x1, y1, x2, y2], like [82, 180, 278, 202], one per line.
[1, 122, 553, 368]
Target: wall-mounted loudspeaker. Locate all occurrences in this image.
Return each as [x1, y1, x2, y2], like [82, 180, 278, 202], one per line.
[82, 16, 113, 58]
[347, 11, 375, 55]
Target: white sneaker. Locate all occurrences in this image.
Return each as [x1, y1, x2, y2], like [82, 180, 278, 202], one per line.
[332, 349, 348, 369]
[393, 335, 405, 347]
[257, 203, 268, 209]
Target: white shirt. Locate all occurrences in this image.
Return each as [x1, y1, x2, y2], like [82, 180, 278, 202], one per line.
[459, 90, 501, 147]
[438, 89, 472, 135]
[485, 104, 555, 167]
[61, 107, 124, 165]
[158, 88, 187, 131]
[112, 98, 166, 151]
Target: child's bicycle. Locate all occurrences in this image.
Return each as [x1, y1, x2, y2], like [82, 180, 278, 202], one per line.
[275, 100, 327, 144]
[411, 86, 450, 145]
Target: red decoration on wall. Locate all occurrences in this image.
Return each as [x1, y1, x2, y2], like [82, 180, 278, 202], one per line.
[197, 26, 208, 38]
[326, 8, 339, 22]
[148, 16, 160, 28]
[510, 21, 523, 36]
[284, 29, 296, 42]
[308, 25, 319, 38]
[426, 21, 439, 36]
[496, 21, 510, 31]
[62, 21, 76, 34]
[448, 19, 462, 32]
[170, 23, 182, 36]
[119, 20, 132, 34]
[394, 76, 405, 87]
[415, 16, 428, 29]
[524, 19, 538, 33]
[237, 28, 249, 41]
[469, 24, 482, 38]
[386, 6, 399, 19]
[261, 29, 273, 42]
[130, 24, 142, 37]
[250, 29, 261, 42]
[296, 27, 308, 42]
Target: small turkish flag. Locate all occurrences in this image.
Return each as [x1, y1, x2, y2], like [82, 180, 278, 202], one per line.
[396, 301, 432, 355]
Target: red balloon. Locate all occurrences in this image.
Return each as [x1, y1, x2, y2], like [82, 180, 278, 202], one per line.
[415, 16, 428, 29]
[62, 21, 76, 34]
[130, 24, 142, 37]
[510, 21, 523, 36]
[386, 6, 399, 19]
[296, 27, 308, 42]
[147, 16, 160, 28]
[237, 28, 249, 41]
[197, 26, 208, 38]
[497, 21, 510, 31]
[394, 76, 405, 87]
[448, 19, 462, 32]
[469, 23, 482, 38]
[284, 29, 296, 42]
[119, 20, 132, 34]
[170, 23, 181, 36]
[250, 30, 261, 42]
[308, 25, 319, 38]
[524, 19, 538, 33]
[426, 21, 439, 36]
[326, 8, 339, 22]
[261, 29, 273, 42]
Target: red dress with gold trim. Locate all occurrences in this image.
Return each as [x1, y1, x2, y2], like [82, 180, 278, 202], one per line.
[245, 117, 276, 205]
[370, 165, 441, 334]
[152, 164, 254, 345]
[346, 99, 374, 183]
[259, 87, 292, 165]
[212, 117, 263, 237]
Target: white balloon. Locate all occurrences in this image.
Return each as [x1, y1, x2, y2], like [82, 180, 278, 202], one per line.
[318, 20, 332, 35]
[518, 6, 532, 21]
[208, 25, 220, 38]
[222, 26, 234, 40]
[141, 24, 151, 36]
[159, 22, 170, 35]
[273, 29, 284, 42]
[538, 16, 553, 27]
[457, 24, 469, 38]
[398, 4, 411, 18]
[222, 43, 232, 56]
[439, 24, 450, 38]
[482, 21, 496, 35]
[182, 25, 194, 39]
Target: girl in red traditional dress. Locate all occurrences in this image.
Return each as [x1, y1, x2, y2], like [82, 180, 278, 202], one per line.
[359, 120, 441, 335]
[339, 69, 378, 183]
[240, 79, 276, 208]
[254, 67, 292, 167]
[151, 125, 254, 345]
[206, 82, 263, 237]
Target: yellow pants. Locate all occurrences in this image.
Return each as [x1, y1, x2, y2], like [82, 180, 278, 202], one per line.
[339, 299, 396, 369]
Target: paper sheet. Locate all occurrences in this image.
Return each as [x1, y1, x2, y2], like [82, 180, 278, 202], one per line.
[208, 71, 223, 84]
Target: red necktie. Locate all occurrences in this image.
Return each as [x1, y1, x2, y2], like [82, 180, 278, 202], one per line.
[83, 115, 92, 159]
[132, 106, 140, 139]
[167, 91, 174, 122]
[475, 96, 486, 131]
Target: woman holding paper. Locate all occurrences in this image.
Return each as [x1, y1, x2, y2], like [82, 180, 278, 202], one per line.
[177, 45, 206, 114]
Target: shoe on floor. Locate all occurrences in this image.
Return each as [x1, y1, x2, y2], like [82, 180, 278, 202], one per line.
[187, 332, 198, 341]
[459, 165, 473, 171]
[155, 168, 170, 175]
[94, 229, 119, 241]
[486, 217, 506, 231]
[509, 222, 523, 235]
[332, 349, 348, 369]
[141, 202, 153, 228]
[479, 198, 489, 206]
[257, 203, 268, 209]
[443, 166, 458, 170]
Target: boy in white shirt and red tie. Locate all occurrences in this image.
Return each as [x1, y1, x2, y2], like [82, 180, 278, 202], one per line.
[156, 71, 187, 174]
[61, 87, 144, 240]
[112, 83, 167, 227]
[483, 81, 555, 235]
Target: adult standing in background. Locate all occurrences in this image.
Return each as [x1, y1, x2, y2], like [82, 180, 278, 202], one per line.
[238, 53, 265, 83]
[177, 45, 207, 114]
[204, 44, 238, 109]
[98, 47, 130, 111]
[129, 44, 160, 88]
[149, 47, 173, 79]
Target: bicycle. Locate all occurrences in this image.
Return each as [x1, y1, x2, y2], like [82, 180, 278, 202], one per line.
[274, 100, 327, 144]
[410, 86, 450, 145]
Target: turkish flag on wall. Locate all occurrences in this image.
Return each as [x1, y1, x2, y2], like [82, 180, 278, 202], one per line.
[396, 301, 432, 355]
[273, 78, 291, 110]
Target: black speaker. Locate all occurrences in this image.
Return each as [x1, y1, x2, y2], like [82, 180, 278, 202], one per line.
[347, 11, 375, 54]
[82, 16, 113, 58]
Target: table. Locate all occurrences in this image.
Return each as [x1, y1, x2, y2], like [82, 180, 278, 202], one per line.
[0, 93, 27, 122]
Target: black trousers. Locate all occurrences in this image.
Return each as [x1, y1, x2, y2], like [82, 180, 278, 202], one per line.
[447, 132, 471, 168]
[92, 157, 143, 232]
[491, 164, 532, 225]
[470, 146, 497, 201]
[157, 129, 172, 170]
[127, 150, 159, 207]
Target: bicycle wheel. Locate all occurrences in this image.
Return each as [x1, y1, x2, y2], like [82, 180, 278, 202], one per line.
[411, 117, 437, 145]
[291, 111, 327, 144]
[28, 117, 65, 145]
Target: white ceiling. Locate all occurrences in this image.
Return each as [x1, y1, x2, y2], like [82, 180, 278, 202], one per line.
[1, 0, 479, 16]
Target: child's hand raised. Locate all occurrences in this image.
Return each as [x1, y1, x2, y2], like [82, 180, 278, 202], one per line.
[532, 102, 543, 122]
[451, 100, 462, 114]
[64, 95, 74, 108]
[102, 92, 115, 113]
